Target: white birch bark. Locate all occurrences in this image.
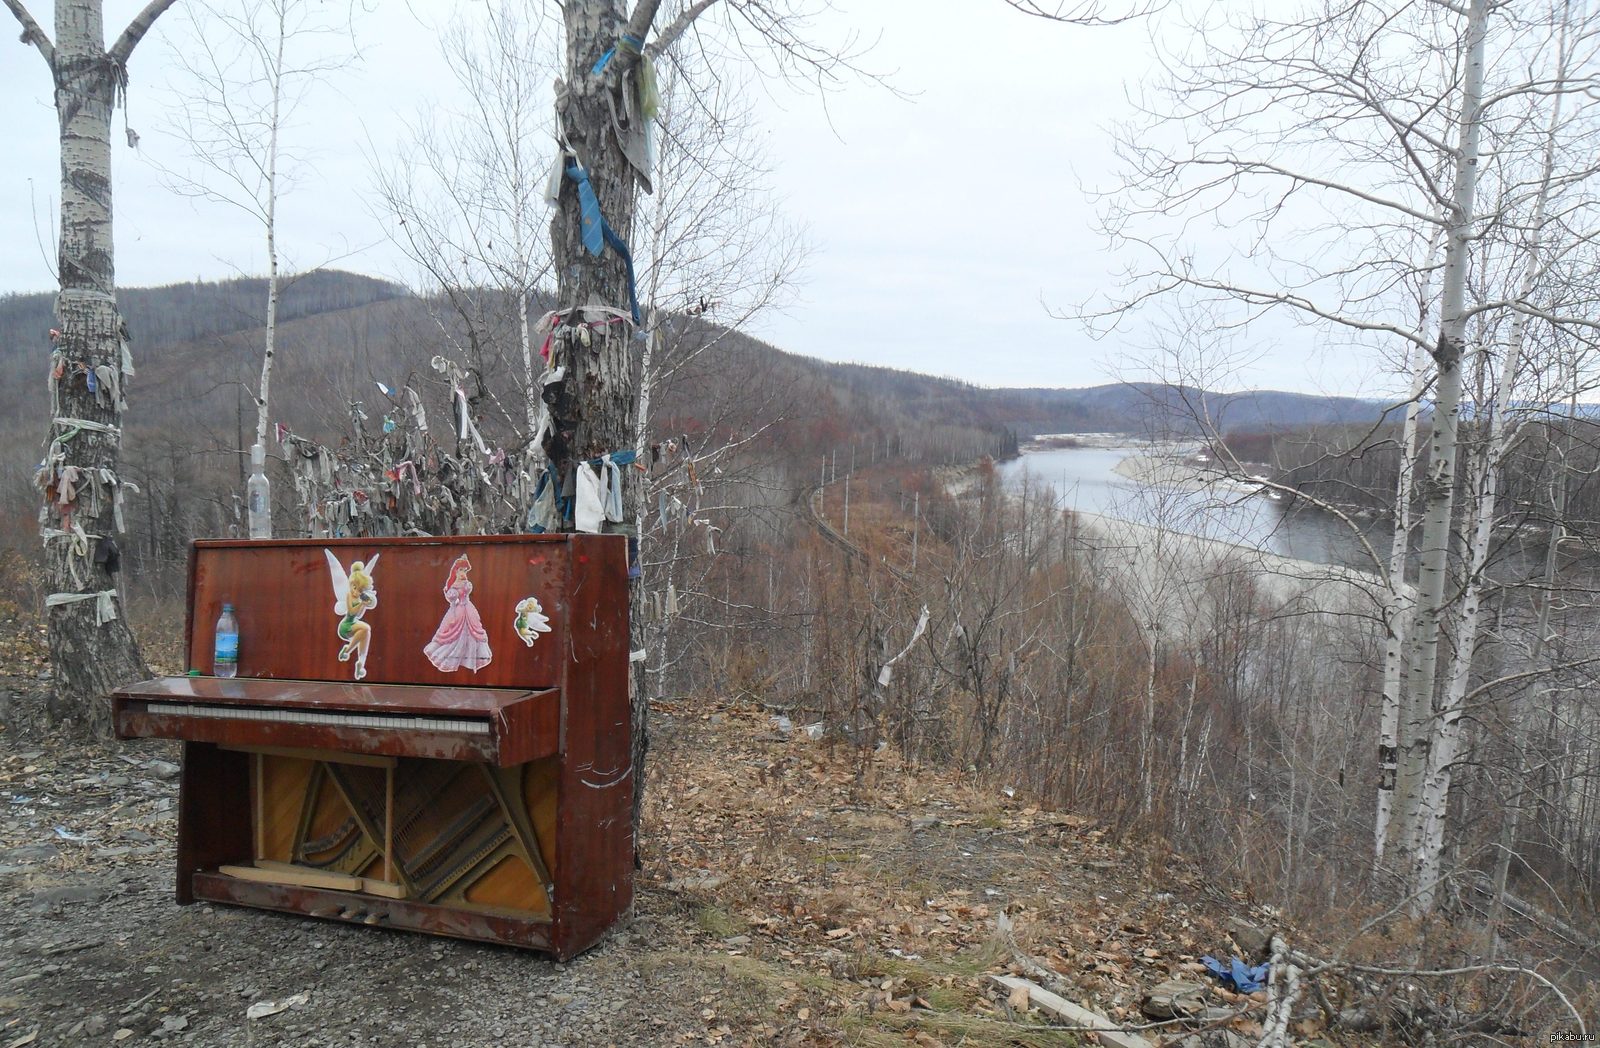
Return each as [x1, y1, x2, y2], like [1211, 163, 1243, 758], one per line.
[1410, 0, 1572, 911]
[518, 290, 538, 437]
[1141, 620, 1159, 817]
[253, 4, 285, 455]
[1375, 332, 1431, 863]
[1394, 0, 1489, 862]
[1376, 217, 1450, 863]
[5, 0, 174, 733]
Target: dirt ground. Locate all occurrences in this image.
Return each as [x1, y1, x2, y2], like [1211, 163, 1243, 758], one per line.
[1, 638, 1278, 1047]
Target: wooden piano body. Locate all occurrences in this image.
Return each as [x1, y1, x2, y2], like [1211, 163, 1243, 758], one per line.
[112, 535, 632, 960]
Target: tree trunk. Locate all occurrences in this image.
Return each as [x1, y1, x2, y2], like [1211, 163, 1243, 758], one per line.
[1394, 0, 1488, 874]
[1413, 1, 1570, 909]
[1375, 339, 1427, 864]
[253, 8, 285, 457]
[41, 0, 152, 735]
[549, 0, 647, 832]
[1412, 439, 1491, 911]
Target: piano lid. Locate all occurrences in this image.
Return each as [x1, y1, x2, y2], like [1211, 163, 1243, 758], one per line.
[112, 677, 561, 765]
[114, 676, 546, 716]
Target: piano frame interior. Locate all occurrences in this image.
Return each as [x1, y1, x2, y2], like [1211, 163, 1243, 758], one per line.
[113, 535, 633, 960]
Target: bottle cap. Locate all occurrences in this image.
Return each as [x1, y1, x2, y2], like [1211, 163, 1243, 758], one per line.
[222, 602, 234, 612]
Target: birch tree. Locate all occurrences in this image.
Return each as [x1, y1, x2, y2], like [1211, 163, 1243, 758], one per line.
[373, 0, 553, 441]
[4, 0, 178, 733]
[541, 0, 879, 833]
[1412, 0, 1600, 907]
[542, 0, 1164, 836]
[1092, 0, 1600, 910]
[157, 0, 356, 517]
[629, 56, 805, 714]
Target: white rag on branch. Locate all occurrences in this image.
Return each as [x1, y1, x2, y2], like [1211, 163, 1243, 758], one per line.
[878, 605, 930, 687]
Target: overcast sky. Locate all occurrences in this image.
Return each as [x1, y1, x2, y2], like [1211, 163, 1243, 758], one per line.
[0, 0, 1392, 397]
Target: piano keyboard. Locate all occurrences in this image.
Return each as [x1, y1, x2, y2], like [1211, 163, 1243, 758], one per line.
[141, 701, 491, 736]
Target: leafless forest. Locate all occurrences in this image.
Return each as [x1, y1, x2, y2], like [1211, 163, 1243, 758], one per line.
[3, 267, 1599, 1037]
[5, 0, 1600, 1042]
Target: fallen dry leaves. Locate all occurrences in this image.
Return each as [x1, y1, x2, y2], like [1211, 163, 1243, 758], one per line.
[639, 700, 1289, 1046]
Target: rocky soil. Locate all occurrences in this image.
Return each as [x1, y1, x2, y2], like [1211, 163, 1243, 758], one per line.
[2, 621, 1289, 1047]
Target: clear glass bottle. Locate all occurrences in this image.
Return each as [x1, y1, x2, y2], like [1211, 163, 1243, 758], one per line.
[247, 443, 272, 539]
[214, 603, 239, 678]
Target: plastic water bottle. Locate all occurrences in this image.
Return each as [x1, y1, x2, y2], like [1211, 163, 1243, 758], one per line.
[214, 604, 239, 678]
[247, 443, 272, 539]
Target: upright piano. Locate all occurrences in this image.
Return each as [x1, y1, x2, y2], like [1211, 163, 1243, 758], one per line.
[112, 534, 632, 960]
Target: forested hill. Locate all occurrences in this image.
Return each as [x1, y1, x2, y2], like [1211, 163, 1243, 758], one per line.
[0, 271, 406, 361]
[808, 359, 1390, 436]
[0, 269, 1387, 461]
[0, 267, 1394, 569]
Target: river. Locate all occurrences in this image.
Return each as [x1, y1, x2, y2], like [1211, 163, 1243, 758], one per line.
[998, 441, 1381, 571]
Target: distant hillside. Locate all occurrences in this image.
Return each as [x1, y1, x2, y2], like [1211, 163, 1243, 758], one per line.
[0, 270, 409, 455]
[0, 271, 1387, 461]
[0, 270, 1394, 574]
[994, 382, 1393, 434]
[801, 361, 1390, 440]
[0, 270, 405, 358]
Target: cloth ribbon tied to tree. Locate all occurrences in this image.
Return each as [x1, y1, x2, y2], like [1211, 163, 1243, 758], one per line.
[564, 163, 642, 324]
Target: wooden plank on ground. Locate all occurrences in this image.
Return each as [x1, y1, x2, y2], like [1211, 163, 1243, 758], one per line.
[989, 975, 1154, 1048]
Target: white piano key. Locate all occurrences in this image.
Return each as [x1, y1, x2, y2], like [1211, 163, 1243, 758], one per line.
[144, 701, 491, 734]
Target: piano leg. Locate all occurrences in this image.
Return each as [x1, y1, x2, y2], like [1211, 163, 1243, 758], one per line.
[176, 742, 251, 905]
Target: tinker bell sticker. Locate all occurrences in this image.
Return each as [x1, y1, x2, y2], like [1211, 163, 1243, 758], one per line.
[514, 596, 552, 647]
[424, 554, 493, 673]
[324, 550, 380, 680]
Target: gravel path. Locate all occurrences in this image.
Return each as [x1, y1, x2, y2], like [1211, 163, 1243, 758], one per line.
[0, 696, 722, 1048]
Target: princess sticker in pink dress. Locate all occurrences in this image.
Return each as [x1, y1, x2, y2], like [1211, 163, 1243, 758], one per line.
[423, 554, 493, 673]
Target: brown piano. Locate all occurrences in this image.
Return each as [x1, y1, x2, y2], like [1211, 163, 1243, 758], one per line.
[113, 534, 632, 960]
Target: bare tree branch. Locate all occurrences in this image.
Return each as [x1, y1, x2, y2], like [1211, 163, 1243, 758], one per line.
[110, 0, 181, 65]
[1001, 0, 1165, 26]
[645, 0, 718, 58]
[2, 0, 54, 67]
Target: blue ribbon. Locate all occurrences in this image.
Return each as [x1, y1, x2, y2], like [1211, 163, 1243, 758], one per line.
[589, 448, 638, 468]
[565, 164, 642, 324]
[590, 34, 644, 76]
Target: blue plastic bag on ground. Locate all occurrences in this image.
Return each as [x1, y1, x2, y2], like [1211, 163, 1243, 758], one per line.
[1202, 954, 1270, 993]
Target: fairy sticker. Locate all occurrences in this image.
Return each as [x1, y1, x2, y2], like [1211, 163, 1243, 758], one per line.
[514, 596, 552, 647]
[424, 554, 493, 673]
[324, 549, 380, 680]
